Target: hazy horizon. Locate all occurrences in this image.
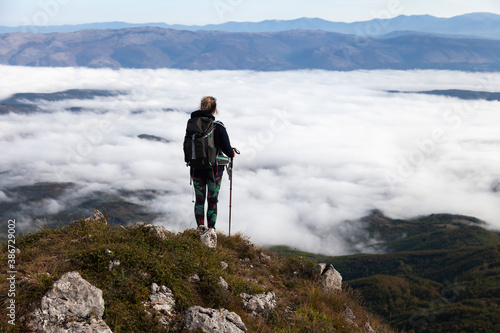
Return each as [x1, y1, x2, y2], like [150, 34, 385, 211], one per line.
[2, 0, 500, 27]
[1, 11, 499, 28]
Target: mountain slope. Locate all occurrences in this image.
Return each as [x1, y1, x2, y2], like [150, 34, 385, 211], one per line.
[1, 27, 500, 71]
[271, 211, 500, 332]
[0, 215, 396, 332]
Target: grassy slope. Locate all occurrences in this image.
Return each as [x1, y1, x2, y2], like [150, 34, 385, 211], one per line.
[0, 217, 396, 333]
[271, 212, 500, 333]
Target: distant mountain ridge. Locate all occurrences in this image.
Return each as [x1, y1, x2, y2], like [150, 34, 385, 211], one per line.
[1, 26, 500, 71]
[1, 13, 500, 40]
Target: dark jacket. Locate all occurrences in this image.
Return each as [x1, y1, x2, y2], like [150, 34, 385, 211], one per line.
[190, 110, 235, 159]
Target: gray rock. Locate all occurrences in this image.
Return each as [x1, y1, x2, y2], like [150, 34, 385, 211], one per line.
[70, 209, 106, 225]
[219, 277, 229, 290]
[85, 209, 107, 224]
[343, 305, 356, 324]
[142, 283, 176, 330]
[319, 264, 342, 292]
[108, 260, 120, 272]
[144, 283, 175, 315]
[259, 252, 271, 263]
[27, 271, 112, 333]
[144, 224, 169, 240]
[151, 282, 161, 294]
[188, 274, 200, 283]
[365, 321, 376, 333]
[184, 306, 247, 333]
[221, 261, 229, 270]
[315, 263, 327, 278]
[240, 292, 276, 315]
[200, 228, 217, 248]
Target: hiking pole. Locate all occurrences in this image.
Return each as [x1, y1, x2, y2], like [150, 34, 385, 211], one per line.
[228, 148, 240, 237]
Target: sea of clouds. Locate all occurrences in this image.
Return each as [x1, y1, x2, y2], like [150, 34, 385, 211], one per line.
[1, 65, 499, 255]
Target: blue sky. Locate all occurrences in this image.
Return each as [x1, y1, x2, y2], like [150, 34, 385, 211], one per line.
[1, 0, 500, 26]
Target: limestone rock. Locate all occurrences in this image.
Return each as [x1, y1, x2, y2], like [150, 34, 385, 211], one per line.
[200, 228, 217, 248]
[85, 209, 107, 224]
[27, 271, 112, 333]
[184, 306, 247, 333]
[221, 261, 228, 270]
[219, 276, 229, 290]
[364, 321, 376, 333]
[144, 283, 175, 315]
[344, 305, 357, 325]
[315, 263, 326, 278]
[144, 224, 169, 240]
[141, 283, 176, 330]
[319, 264, 342, 292]
[259, 252, 271, 263]
[240, 292, 276, 315]
[188, 274, 201, 283]
[108, 260, 120, 272]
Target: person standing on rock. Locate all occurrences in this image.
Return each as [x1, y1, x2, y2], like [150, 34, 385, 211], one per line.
[185, 96, 236, 232]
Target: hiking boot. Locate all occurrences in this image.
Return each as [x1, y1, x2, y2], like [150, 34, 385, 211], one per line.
[197, 225, 208, 232]
[200, 227, 217, 248]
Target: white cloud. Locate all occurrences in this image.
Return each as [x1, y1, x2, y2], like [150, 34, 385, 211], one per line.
[1, 66, 499, 255]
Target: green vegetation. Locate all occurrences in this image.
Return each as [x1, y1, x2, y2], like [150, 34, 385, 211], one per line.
[271, 212, 500, 332]
[0, 216, 396, 332]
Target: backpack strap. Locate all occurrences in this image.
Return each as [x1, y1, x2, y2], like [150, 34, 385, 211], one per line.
[213, 120, 231, 166]
[213, 120, 225, 128]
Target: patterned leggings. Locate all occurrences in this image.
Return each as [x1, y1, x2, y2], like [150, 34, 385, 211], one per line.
[192, 167, 224, 229]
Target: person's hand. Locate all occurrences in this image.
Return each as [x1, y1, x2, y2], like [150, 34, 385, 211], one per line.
[233, 148, 240, 157]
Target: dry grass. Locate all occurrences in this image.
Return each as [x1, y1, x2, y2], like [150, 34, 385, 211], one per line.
[1, 219, 399, 332]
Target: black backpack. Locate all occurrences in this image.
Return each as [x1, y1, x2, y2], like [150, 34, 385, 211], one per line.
[183, 117, 217, 169]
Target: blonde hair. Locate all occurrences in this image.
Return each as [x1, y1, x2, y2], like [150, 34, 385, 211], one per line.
[200, 96, 217, 114]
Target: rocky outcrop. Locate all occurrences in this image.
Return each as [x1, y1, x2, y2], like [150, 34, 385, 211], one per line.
[365, 321, 376, 333]
[317, 264, 342, 292]
[188, 274, 201, 283]
[143, 224, 169, 240]
[143, 283, 175, 315]
[240, 292, 276, 315]
[343, 305, 356, 324]
[200, 228, 217, 248]
[342, 304, 377, 332]
[219, 277, 229, 291]
[142, 283, 176, 329]
[27, 271, 112, 333]
[84, 209, 107, 224]
[108, 260, 121, 272]
[184, 306, 247, 332]
[259, 252, 271, 263]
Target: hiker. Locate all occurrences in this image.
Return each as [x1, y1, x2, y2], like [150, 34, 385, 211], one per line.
[188, 96, 236, 231]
